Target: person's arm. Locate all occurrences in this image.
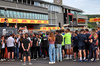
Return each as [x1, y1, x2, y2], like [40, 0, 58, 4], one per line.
[1, 40, 3, 45]
[89, 39, 93, 43]
[27, 43, 30, 52]
[22, 43, 25, 51]
[36, 41, 38, 46]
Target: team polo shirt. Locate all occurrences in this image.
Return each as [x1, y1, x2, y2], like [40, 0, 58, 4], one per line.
[78, 34, 87, 46]
[64, 32, 71, 44]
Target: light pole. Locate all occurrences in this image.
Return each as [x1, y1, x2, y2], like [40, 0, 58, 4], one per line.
[71, 21, 74, 31]
[16, 4, 18, 34]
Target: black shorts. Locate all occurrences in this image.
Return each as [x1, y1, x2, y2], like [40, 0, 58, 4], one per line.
[7, 47, 14, 52]
[62, 45, 65, 50]
[78, 45, 85, 50]
[23, 51, 31, 57]
[73, 46, 78, 52]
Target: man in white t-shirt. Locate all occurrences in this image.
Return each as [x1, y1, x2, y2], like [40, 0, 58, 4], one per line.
[6, 34, 15, 61]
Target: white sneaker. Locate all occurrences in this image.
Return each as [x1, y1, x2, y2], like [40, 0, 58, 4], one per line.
[65, 57, 69, 59]
[0, 59, 4, 61]
[91, 58, 94, 61]
[3, 59, 6, 61]
[22, 63, 26, 66]
[96, 58, 99, 61]
[34, 59, 36, 61]
[70, 57, 72, 59]
[29, 62, 32, 65]
[53, 62, 55, 64]
[49, 62, 53, 64]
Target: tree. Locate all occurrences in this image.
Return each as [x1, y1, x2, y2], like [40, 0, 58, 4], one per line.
[88, 24, 93, 28]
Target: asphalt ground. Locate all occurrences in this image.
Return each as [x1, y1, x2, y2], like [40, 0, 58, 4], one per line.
[0, 58, 100, 66]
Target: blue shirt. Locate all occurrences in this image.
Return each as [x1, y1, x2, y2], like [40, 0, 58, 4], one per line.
[85, 33, 91, 44]
[3, 22, 7, 27]
[78, 34, 87, 46]
[73, 36, 78, 46]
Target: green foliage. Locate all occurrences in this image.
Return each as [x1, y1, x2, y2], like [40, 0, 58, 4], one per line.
[88, 24, 93, 28]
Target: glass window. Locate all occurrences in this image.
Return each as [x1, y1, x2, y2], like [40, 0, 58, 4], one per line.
[32, 13, 34, 19]
[20, 12, 24, 18]
[13, 11, 16, 18]
[6, 10, 9, 17]
[30, 13, 32, 19]
[9, 11, 13, 18]
[34, 13, 37, 19]
[17, 12, 20, 18]
[23, 12, 26, 19]
[0, 10, 5, 17]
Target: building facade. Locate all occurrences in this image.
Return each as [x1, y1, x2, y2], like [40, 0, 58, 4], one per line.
[0, 0, 88, 30]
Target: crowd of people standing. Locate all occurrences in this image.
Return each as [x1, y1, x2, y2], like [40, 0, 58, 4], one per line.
[0, 27, 100, 65]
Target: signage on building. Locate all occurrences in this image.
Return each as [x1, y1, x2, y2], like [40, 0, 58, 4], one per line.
[54, 0, 62, 4]
[0, 18, 49, 24]
[78, 19, 85, 24]
[89, 18, 100, 22]
[40, 27, 60, 30]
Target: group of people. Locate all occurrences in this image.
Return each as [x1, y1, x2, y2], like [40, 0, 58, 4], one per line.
[0, 27, 100, 65]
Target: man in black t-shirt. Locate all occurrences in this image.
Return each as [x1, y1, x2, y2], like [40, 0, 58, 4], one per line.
[41, 34, 49, 59]
[22, 34, 32, 65]
[31, 33, 39, 60]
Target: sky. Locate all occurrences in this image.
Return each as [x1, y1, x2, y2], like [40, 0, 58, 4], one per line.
[43, 0, 100, 14]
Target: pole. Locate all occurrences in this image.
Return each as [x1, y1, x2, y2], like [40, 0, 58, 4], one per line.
[16, 4, 18, 34]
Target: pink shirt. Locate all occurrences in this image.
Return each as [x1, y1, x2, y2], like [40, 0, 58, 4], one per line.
[49, 39, 55, 44]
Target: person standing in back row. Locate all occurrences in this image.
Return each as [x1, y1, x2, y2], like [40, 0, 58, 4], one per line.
[48, 32, 56, 64]
[6, 34, 15, 61]
[55, 30, 63, 62]
[64, 29, 72, 59]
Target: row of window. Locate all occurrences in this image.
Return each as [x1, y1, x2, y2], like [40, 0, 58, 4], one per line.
[34, 2, 62, 13]
[71, 11, 82, 15]
[4, 0, 62, 13]
[0, 9, 48, 20]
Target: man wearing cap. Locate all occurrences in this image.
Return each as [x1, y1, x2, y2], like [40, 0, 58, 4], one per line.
[41, 34, 49, 59]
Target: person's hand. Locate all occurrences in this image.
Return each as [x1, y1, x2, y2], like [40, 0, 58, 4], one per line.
[24, 49, 26, 51]
[27, 49, 29, 52]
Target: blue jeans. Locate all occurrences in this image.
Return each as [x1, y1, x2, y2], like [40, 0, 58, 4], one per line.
[49, 44, 55, 62]
[56, 44, 62, 61]
[14, 47, 19, 58]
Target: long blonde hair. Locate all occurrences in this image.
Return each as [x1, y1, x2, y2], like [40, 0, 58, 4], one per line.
[49, 32, 55, 41]
[92, 31, 97, 39]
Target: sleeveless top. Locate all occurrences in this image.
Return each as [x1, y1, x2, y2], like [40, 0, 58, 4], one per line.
[49, 38, 55, 44]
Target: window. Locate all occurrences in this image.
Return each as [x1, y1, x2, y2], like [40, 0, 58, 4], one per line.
[13, 11, 16, 18]
[9, 11, 13, 18]
[0, 10, 5, 17]
[20, 12, 24, 18]
[17, 12, 20, 18]
[32, 13, 34, 19]
[6, 10, 9, 17]
[23, 12, 26, 19]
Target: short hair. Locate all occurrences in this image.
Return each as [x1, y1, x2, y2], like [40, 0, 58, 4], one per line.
[80, 29, 84, 32]
[61, 29, 64, 32]
[5, 18, 7, 21]
[85, 29, 89, 32]
[92, 29, 95, 32]
[1, 35, 4, 39]
[67, 29, 70, 32]
[25, 34, 28, 38]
